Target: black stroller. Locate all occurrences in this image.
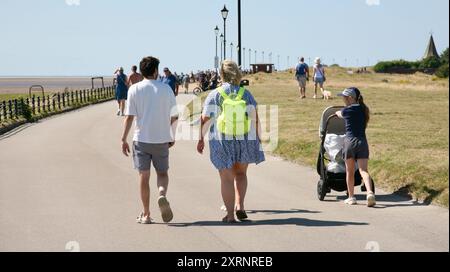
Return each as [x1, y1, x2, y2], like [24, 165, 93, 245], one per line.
[316, 106, 375, 201]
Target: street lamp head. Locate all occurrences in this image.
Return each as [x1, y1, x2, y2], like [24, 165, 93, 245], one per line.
[221, 5, 229, 20]
[220, 33, 224, 39]
[214, 26, 219, 35]
[230, 42, 234, 46]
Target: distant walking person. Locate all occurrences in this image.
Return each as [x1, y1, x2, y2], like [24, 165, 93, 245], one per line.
[114, 67, 128, 116]
[197, 60, 265, 223]
[336, 87, 376, 207]
[183, 74, 190, 94]
[127, 65, 144, 86]
[313, 57, 326, 99]
[121, 56, 179, 224]
[160, 67, 179, 96]
[295, 57, 309, 99]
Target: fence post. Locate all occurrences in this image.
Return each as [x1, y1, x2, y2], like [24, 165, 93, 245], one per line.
[47, 96, 51, 112]
[14, 99, 18, 119]
[2, 101, 6, 120]
[32, 95, 36, 115]
[70, 91, 74, 106]
[62, 93, 66, 108]
[42, 96, 46, 112]
[52, 97, 56, 111]
[37, 96, 41, 114]
[20, 98, 25, 117]
[8, 100, 12, 119]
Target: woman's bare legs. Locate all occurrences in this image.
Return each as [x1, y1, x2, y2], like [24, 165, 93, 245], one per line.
[219, 168, 236, 221]
[357, 159, 373, 194]
[119, 99, 126, 115]
[233, 163, 249, 211]
[345, 159, 356, 198]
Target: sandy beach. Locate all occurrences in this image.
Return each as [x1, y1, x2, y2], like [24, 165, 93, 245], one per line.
[0, 77, 115, 94]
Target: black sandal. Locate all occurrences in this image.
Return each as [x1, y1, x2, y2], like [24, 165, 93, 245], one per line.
[236, 210, 248, 221]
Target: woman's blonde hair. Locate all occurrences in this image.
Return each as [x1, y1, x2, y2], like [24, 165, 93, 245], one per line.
[220, 60, 242, 86]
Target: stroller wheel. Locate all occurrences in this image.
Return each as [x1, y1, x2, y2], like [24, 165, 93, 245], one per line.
[317, 179, 327, 201]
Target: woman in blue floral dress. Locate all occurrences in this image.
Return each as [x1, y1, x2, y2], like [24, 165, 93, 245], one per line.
[197, 60, 265, 223]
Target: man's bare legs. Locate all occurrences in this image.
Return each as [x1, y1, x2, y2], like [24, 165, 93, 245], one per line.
[156, 171, 169, 197]
[139, 170, 151, 217]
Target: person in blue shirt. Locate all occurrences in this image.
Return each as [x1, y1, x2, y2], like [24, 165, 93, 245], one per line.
[336, 87, 376, 207]
[160, 67, 179, 96]
[295, 57, 309, 99]
[114, 67, 129, 116]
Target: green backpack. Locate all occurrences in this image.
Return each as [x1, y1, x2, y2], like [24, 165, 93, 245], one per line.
[217, 87, 251, 136]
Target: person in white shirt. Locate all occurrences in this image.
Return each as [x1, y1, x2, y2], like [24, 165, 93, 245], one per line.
[121, 56, 179, 224]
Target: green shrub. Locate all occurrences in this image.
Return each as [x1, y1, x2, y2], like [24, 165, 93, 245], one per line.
[435, 64, 449, 78]
[20, 100, 33, 122]
[374, 59, 420, 73]
[440, 48, 449, 64]
[419, 56, 441, 69]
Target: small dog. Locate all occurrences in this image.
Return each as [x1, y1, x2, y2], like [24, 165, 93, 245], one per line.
[323, 90, 333, 100]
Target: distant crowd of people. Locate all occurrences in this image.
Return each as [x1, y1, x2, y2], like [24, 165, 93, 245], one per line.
[114, 67, 224, 116]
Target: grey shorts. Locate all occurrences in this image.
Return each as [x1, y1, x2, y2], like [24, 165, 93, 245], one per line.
[132, 142, 170, 172]
[343, 137, 370, 160]
[297, 75, 307, 88]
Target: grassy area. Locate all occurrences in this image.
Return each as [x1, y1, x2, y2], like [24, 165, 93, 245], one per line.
[189, 67, 449, 207]
[0, 93, 37, 102]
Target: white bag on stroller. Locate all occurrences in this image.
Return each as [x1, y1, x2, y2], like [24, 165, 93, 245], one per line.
[324, 134, 346, 173]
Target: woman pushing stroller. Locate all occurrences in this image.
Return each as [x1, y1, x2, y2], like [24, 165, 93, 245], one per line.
[336, 87, 376, 207]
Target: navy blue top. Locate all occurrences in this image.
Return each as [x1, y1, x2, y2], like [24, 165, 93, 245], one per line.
[295, 63, 308, 76]
[160, 74, 177, 94]
[341, 104, 366, 139]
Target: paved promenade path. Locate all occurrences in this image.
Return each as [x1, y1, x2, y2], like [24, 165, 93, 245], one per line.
[0, 95, 448, 252]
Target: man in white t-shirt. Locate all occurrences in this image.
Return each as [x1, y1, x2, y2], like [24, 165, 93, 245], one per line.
[121, 56, 179, 224]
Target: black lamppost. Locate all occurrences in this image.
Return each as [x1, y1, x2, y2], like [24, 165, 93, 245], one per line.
[243, 47, 246, 70]
[255, 50, 257, 64]
[262, 51, 265, 63]
[237, 0, 242, 67]
[221, 5, 229, 59]
[220, 34, 224, 62]
[230, 42, 234, 60]
[214, 26, 219, 72]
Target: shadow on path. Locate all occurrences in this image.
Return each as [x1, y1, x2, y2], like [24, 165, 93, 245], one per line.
[246, 209, 321, 215]
[169, 217, 368, 228]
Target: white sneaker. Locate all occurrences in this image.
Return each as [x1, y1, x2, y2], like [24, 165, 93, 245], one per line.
[367, 193, 376, 207]
[344, 197, 357, 205]
[116, 109, 121, 116]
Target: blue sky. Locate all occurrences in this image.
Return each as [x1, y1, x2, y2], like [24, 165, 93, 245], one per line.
[0, 0, 448, 76]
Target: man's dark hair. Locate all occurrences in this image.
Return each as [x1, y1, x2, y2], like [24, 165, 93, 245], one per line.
[132, 65, 138, 72]
[140, 57, 160, 79]
[300, 57, 305, 62]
